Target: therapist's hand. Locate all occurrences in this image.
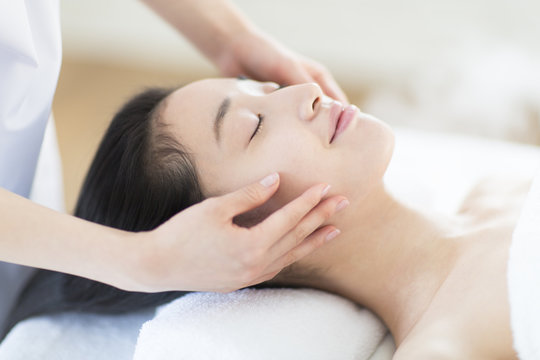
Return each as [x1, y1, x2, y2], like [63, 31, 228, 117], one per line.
[131, 173, 348, 293]
[216, 30, 349, 104]
[142, 0, 347, 103]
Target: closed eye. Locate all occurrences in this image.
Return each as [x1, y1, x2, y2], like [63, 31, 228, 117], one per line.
[250, 114, 264, 141]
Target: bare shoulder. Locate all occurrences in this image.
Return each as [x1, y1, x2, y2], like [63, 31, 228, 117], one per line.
[458, 174, 532, 221]
[391, 335, 506, 360]
[392, 338, 459, 360]
[393, 347, 515, 360]
[391, 322, 470, 360]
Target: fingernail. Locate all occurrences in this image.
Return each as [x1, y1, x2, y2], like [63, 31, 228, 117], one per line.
[260, 173, 279, 188]
[321, 184, 331, 197]
[325, 229, 341, 242]
[335, 199, 350, 212]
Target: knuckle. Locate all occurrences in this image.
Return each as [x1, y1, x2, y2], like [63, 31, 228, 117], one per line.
[302, 191, 322, 211]
[284, 251, 298, 267]
[282, 58, 299, 72]
[310, 63, 326, 75]
[307, 187, 323, 204]
[288, 206, 309, 225]
[239, 247, 265, 271]
[241, 185, 262, 204]
[239, 251, 268, 284]
[318, 204, 335, 220]
[292, 224, 310, 242]
[204, 197, 225, 216]
[288, 204, 304, 220]
[313, 66, 325, 77]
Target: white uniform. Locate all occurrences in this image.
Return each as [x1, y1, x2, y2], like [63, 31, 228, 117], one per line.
[0, 0, 62, 195]
[0, 0, 63, 332]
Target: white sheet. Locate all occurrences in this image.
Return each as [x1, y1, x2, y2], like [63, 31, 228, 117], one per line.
[0, 310, 153, 360]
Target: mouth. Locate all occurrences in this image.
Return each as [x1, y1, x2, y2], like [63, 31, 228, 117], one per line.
[329, 103, 358, 144]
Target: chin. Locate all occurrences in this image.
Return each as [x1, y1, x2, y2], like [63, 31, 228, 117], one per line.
[370, 120, 395, 182]
[338, 120, 394, 202]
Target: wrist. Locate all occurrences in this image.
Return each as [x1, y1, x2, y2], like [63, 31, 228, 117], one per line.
[95, 228, 146, 292]
[118, 228, 186, 293]
[143, 0, 258, 73]
[210, 18, 258, 70]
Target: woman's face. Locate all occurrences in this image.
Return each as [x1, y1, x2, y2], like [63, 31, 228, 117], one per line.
[162, 78, 394, 218]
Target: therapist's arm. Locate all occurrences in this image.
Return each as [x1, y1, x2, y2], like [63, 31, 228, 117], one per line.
[0, 188, 130, 288]
[141, 0, 348, 103]
[0, 174, 346, 293]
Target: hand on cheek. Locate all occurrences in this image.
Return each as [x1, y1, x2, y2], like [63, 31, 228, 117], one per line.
[133, 173, 348, 293]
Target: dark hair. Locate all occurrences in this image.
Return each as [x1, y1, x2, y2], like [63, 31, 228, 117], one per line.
[4, 87, 205, 337]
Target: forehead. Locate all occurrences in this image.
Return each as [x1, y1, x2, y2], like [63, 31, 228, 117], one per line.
[159, 78, 241, 194]
[161, 78, 234, 147]
[164, 78, 235, 129]
[161, 77, 272, 147]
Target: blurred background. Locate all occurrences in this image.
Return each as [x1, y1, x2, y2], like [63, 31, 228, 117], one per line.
[54, 0, 540, 212]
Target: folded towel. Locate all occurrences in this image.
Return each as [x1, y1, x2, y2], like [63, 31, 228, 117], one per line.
[133, 288, 388, 360]
[0, 310, 153, 360]
[508, 168, 540, 360]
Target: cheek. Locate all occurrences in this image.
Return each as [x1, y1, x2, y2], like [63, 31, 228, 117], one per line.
[267, 118, 395, 207]
[252, 134, 331, 204]
[206, 118, 394, 211]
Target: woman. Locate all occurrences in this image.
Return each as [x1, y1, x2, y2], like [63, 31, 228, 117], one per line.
[0, 0, 347, 335]
[8, 78, 527, 359]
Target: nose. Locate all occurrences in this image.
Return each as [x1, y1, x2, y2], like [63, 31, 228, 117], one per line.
[275, 83, 323, 121]
[298, 83, 323, 121]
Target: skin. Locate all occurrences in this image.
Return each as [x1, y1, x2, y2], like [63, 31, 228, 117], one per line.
[161, 78, 525, 359]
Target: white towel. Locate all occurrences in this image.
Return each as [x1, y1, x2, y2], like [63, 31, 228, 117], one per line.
[133, 288, 388, 360]
[508, 169, 540, 360]
[0, 310, 153, 360]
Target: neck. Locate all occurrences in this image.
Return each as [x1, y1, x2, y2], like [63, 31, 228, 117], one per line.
[298, 182, 466, 345]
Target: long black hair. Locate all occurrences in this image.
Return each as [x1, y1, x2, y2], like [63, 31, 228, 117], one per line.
[5, 87, 206, 336]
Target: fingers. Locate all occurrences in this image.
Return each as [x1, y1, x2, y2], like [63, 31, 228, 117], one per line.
[274, 60, 314, 87]
[318, 74, 349, 105]
[246, 225, 341, 287]
[255, 183, 342, 246]
[215, 173, 281, 219]
[304, 60, 349, 104]
[267, 195, 348, 259]
[281, 58, 349, 105]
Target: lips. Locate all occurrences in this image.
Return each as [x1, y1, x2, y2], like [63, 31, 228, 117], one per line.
[329, 103, 357, 143]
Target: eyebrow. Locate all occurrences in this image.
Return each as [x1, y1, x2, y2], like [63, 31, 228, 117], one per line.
[214, 96, 231, 144]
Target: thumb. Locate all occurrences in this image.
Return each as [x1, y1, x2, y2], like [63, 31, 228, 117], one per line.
[219, 173, 280, 217]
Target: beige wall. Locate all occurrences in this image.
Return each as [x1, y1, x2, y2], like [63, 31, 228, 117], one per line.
[61, 0, 540, 86]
